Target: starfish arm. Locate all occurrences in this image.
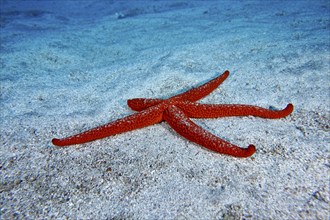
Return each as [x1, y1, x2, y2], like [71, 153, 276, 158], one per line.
[52, 105, 165, 147]
[127, 71, 230, 112]
[163, 105, 256, 158]
[173, 70, 229, 102]
[177, 102, 294, 119]
[127, 98, 163, 111]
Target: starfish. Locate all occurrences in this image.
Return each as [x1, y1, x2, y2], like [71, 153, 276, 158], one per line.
[52, 70, 293, 158]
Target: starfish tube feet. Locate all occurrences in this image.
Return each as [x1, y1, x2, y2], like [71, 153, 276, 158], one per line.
[52, 105, 165, 147]
[163, 105, 256, 158]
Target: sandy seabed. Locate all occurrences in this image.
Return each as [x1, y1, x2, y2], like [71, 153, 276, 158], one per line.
[1, 1, 329, 219]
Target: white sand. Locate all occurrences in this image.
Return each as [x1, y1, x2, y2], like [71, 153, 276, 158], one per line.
[1, 1, 329, 219]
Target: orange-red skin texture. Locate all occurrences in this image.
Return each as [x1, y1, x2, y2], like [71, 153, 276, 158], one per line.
[52, 104, 166, 147]
[53, 71, 231, 147]
[164, 105, 256, 158]
[52, 70, 293, 158]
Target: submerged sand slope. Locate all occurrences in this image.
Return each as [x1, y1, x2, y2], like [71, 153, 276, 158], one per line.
[1, 0, 329, 219]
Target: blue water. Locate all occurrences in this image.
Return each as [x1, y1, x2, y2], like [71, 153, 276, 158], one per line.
[1, 0, 329, 219]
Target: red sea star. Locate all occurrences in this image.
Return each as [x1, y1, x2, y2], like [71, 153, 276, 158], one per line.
[52, 70, 293, 158]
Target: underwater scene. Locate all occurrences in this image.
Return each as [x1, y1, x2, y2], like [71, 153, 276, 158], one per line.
[1, 0, 329, 219]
